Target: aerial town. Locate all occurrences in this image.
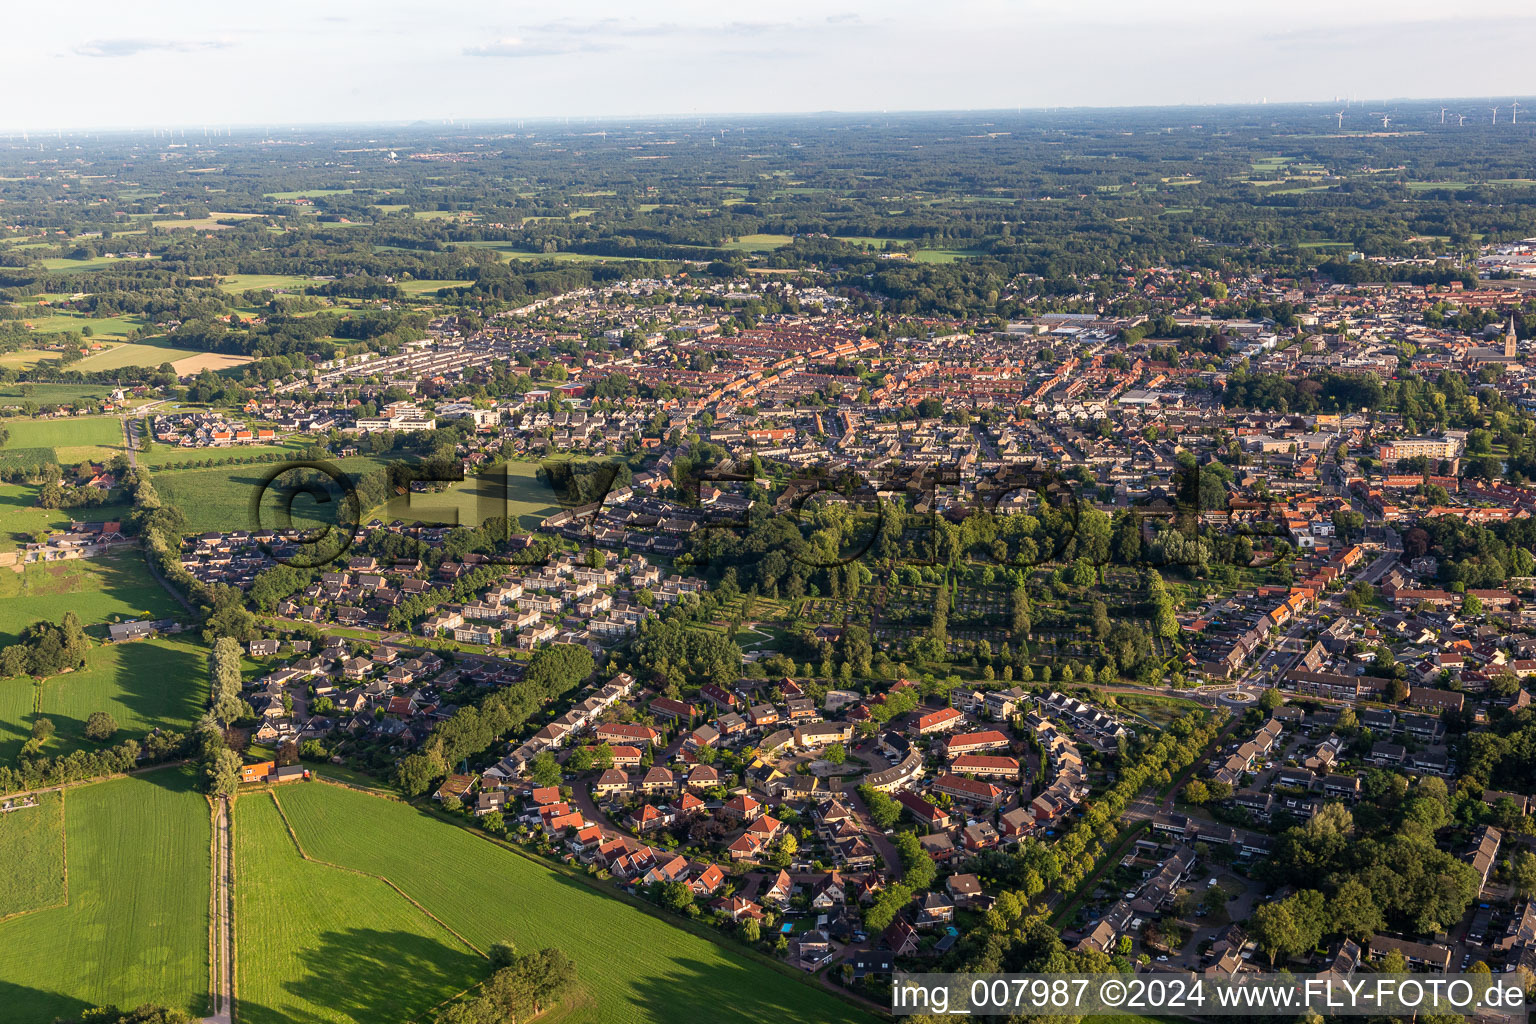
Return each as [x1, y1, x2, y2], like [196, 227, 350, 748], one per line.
[4, 55, 1536, 1024]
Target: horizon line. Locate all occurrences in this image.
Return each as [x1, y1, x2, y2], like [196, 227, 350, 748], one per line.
[1, 95, 1530, 138]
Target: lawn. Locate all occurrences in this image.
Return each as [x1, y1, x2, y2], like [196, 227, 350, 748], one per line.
[0, 769, 210, 1023]
[0, 791, 66, 920]
[153, 454, 393, 534]
[4, 415, 124, 464]
[267, 783, 877, 1024]
[0, 482, 129, 553]
[379, 460, 559, 532]
[28, 638, 208, 756]
[0, 551, 182, 645]
[235, 793, 485, 1024]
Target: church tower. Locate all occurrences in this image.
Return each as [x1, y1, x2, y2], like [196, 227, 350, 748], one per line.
[1507, 315, 1519, 358]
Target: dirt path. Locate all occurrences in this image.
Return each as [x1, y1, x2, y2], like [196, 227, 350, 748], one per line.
[204, 796, 233, 1024]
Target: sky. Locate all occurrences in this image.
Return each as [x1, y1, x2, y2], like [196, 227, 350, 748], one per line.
[6, 0, 1536, 131]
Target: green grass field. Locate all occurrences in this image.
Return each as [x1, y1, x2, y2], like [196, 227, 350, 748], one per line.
[71, 340, 205, 373]
[4, 415, 124, 464]
[0, 769, 209, 1023]
[0, 791, 65, 920]
[145, 438, 305, 469]
[153, 454, 393, 534]
[216, 274, 315, 293]
[0, 551, 181, 645]
[236, 793, 485, 1024]
[0, 383, 116, 405]
[37, 255, 159, 273]
[452, 241, 658, 264]
[394, 278, 463, 296]
[264, 783, 877, 1024]
[720, 233, 792, 252]
[0, 483, 128, 553]
[21, 313, 146, 341]
[27, 638, 208, 756]
[380, 461, 559, 531]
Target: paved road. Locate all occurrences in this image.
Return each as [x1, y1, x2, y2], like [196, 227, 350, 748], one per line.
[203, 797, 233, 1024]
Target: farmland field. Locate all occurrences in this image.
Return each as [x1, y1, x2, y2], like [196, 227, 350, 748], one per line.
[0, 382, 116, 404]
[379, 460, 559, 531]
[0, 677, 35, 761]
[216, 273, 315, 293]
[235, 793, 485, 1024]
[0, 791, 66, 920]
[0, 769, 209, 1023]
[28, 637, 208, 755]
[145, 438, 305, 469]
[4, 415, 125, 463]
[0, 551, 182, 644]
[267, 783, 877, 1024]
[153, 454, 393, 534]
[20, 313, 146, 340]
[37, 255, 159, 272]
[71, 340, 206, 373]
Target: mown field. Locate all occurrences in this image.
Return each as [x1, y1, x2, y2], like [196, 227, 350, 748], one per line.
[0, 551, 183, 645]
[0, 637, 208, 761]
[0, 678, 35, 764]
[235, 793, 485, 1024]
[33, 638, 208, 756]
[260, 783, 877, 1024]
[71, 340, 206, 373]
[0, 482, 130, 553]
[0, 383, 116, 404]
[152, 454, 393, 534]
[0, 769, 209, 1023]
[20, 313, 146, 341]
[4, 414, 125, 464]
[144, 438, 306, 470]
[379, 460, 559, 531]
[0, 790, 66, 920]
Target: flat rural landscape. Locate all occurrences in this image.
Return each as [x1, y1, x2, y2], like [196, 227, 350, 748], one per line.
[0, 770, 209, 1022]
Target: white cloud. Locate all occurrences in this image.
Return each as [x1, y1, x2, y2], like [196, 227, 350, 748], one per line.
[73, 37, 229, 58]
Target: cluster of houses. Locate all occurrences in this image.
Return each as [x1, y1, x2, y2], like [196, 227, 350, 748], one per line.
[151, 411, 276, 447]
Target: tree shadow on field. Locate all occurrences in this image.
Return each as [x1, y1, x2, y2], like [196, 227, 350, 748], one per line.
[50, 638, 210, 752]
[0, 978, 92, 1024]
[520, 865, 874, 1024]
[277, 927, 485, 1023]
[625, 955, 876, 1024]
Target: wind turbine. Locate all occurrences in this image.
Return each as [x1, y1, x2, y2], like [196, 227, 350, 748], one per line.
[1457, 113, 1468, 126]
[1492, 106, 1501, 124]
[1334, 111, 1345, 129]
[1440, 107, 1448, 124]
[1513, 100, 1523, 125]
[1380, 114, 1391, 128]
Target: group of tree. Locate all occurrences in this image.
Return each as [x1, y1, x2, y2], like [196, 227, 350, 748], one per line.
[396, 644, 593, 795]
[0, 611, 90, 678]
[436, 946, 577, 1024]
